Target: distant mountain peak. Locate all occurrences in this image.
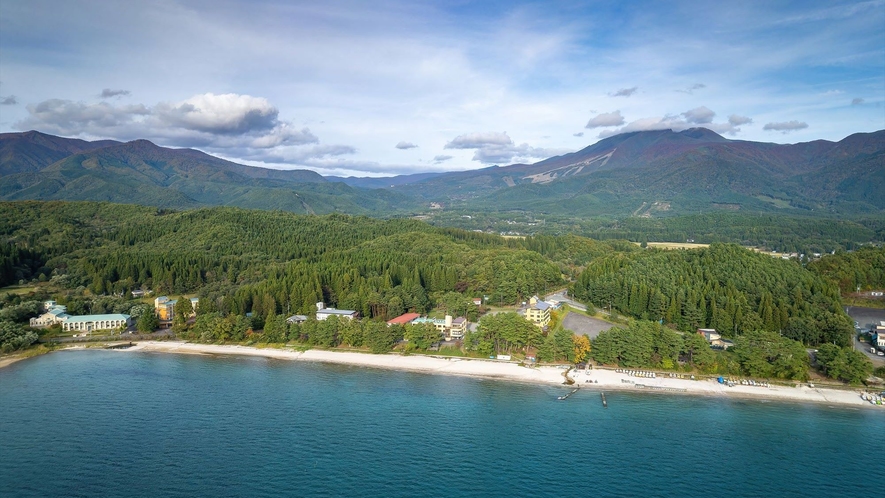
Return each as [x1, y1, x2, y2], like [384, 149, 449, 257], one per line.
[678, 127, 727, 141]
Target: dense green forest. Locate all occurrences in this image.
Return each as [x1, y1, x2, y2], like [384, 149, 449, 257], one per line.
[806, 246, 885, 294]
[1, 200, 879, 383]
[571, 243, 854, 346]
[429, 211, 885, 253]
[0, 201, 570, 320]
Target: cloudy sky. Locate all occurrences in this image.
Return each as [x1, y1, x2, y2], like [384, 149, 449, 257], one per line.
[2, 0, 883, 177]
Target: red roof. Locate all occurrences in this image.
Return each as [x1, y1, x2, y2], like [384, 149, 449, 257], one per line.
[386, 313, 421, 325]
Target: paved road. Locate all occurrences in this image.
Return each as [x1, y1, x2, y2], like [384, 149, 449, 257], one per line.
[854, 336, 885, 365]
[544, 290, 587, 312]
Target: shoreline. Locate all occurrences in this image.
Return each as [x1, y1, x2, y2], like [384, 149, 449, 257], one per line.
[6, 341, 883, 409]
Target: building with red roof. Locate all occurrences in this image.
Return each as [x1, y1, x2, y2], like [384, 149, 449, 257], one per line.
[386, 312, 421, 326]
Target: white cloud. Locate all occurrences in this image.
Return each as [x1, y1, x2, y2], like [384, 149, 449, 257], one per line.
[444, 131, 513, 149]
[16, 93, 319, 151]
[585, 111, 625, 128]
[19, 99, 150, 134]
[237, 144, 356, 164]
[763, 120, 809, 132]
[395, 141, 418, 149]
[676, 83, 706, 94]
[153, 93, 279, 135]
[599, 107, 751, 138]
[100, 89, 130, 98]
[609, 87, 637, 97]
[443, 131, 568, 164]
[433, 155, 453, 163]
[682, 106, 715, 124]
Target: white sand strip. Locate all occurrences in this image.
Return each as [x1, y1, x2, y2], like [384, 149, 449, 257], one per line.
[118, 341, 880, 409]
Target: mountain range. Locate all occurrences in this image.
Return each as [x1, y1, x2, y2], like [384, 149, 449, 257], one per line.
[0, 131, 416, 215]
[404, 127, 885, 216]
[1, 128, 882, 218]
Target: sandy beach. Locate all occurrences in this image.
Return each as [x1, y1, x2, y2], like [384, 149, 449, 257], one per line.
[107, 341, 884, 410]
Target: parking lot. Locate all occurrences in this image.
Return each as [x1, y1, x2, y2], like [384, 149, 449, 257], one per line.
[845, 306, 885, 365]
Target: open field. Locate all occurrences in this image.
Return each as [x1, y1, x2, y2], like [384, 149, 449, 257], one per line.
[645, 242, 711, 250]
[0, 284, 40, 296]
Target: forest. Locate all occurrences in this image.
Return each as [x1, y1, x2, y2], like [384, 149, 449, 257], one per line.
[1, 200, 881, 383]
[570, 243, 854, 346]
[428, 211, 885, 253]
[0, 201, 571, 319]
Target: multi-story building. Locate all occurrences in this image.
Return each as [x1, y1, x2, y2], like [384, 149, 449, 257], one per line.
[154, 296, 199, 325]
[398, 314, 468, 341]
[523, 296, 551, 328]
[29, 300, 130, 333]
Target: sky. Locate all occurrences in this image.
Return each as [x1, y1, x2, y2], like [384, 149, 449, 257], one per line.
[1, 0, 883, 177]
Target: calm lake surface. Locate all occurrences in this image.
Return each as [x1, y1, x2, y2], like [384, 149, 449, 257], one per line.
[1, 350, 883, 498]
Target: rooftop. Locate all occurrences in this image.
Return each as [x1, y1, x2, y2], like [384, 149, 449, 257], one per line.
[387, 313, 421, 325]
[317, 308, 357, 316]
[64, 313, 130, 322]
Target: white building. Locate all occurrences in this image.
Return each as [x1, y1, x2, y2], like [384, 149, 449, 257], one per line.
[315, 302, 358, 321]
[29, 301, 130, 333]
[877, 321, 885, 348]
[62, 314, 130, 332]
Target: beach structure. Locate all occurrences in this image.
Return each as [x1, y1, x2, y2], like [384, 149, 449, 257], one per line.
[521, 296, 551, 328]
[29, 300, 130, 333]
[316, 302, 358, 321]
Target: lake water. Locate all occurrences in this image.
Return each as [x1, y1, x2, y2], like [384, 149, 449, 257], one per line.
[1, 350, 883, 498]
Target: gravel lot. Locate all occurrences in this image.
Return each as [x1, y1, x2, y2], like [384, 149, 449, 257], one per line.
[561, 313, 617, 339]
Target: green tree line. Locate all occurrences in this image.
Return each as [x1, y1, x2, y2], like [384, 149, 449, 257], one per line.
[571, 243, 853, 346]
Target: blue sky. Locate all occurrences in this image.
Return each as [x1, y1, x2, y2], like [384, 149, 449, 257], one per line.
[1, 0, 883, 176]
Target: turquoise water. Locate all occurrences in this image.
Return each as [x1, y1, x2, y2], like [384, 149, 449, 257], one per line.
[1, 350, 882, 498]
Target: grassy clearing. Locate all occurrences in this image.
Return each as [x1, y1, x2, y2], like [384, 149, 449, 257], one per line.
[755, 195, 792, 209]
[844, 297, 885, 310]
[0, 284, 41, 296]
[645, 242, 711, 250]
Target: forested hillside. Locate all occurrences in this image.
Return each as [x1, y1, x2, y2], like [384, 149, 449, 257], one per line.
[1, 201, 877, 381]
[0, 132, 418, 215]
[0, 201, 565, 319]
[807, 246, 885, 294]
[571, 243, 853, 346]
